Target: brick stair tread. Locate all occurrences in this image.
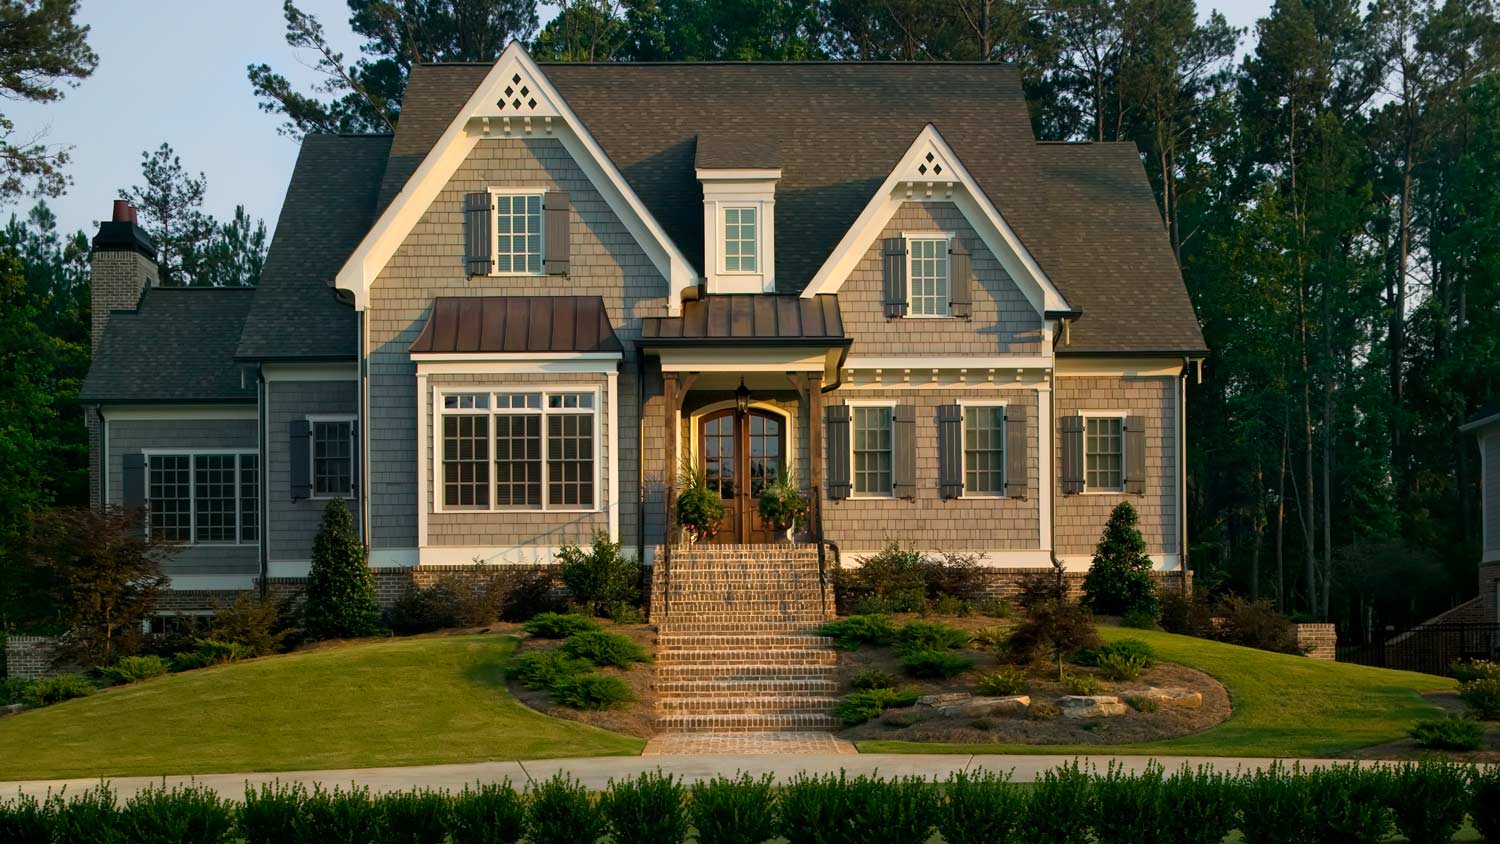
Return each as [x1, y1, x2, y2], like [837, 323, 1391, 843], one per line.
[655, 680, 840, 695]
[657, 651, 837, 663]
[656, 694, 839, 709]
[654, 714, 841, 732]
[658, 635, 835, 648]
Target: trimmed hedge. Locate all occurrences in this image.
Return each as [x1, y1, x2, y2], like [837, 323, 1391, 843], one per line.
[2, 762, 1496, 843]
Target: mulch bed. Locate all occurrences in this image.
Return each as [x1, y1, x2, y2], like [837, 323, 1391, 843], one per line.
[504, 621, 659, 739]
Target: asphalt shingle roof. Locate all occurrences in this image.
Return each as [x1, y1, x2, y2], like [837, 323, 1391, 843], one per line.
[81, 287, 257, 404]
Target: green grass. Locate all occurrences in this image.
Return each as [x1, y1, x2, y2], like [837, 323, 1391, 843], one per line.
[0, 634, 642, 780]
[859, 627, 1457, 757]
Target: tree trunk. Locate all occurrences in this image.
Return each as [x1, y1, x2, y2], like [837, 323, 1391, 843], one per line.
[1277, 414, 1289, 612]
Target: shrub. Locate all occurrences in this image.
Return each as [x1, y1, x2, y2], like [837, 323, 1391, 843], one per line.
[971, 625, 1011, 649]
[375, 790, 450, 844]
[929, 551, 987, 602]
[844, 544, 930, 611]
[0, 793, 50, 844]
[22, 673, 95, 706]
[975, 599, 1014, 619]
[1473, 765, 1500, 843]
[386, 583, 462, 635]
[976, 666, 1027, 696]
[1164, 765, 1240, 844]
[894, 621, 970, 654]
[100, 654, 169, 685]
[1022, 762, 1091, 842]
[388, 567, 523, 633]
[1088, 638, 1156, 667]
[560, 631, 648, 668]
[1091, 762, 1171, 844]
[882, 710, 922, 727]
[901, 648, 974, 679]
[557, 531, 642, 617]
[600, 772, 688, 844]
[835, 687, 919, 726]
[970, 717, 994, 730]
[850, 667, 898, 691]
[500, 566, 565, 622]
[846, 775, 937, 844]
[525, 775, 604, 844]
[688, 773, 777, 844]
[602, 601, 645, 624]
[1124, 694, 1159, 713]
[447, 782, 525, 844]
[1451, 659, 1500, 683]
[1459, 678, 1500, 719]
[1409, 715, 1483, 750]
[1122, 608, 1158, 629]
[208, 592, 291, 655]
[1308, 764, 1391, 844]
[1081, 502, 1158, 618]
[1015, 562, 1069, 612]
[936, 769, 1025, 844]
[303, 498, 383, 640]
[505, 650, 591, 690]
[928, 595, 970, 617]
[51, 783, 125, 844]
[1097, 652, 1148, 682]
[816, 614, 896, 650]
[776, 773, 849, 844]
[551, 673, 634, 710]
[0, 677, 29, 705]
[123, 783, 235, 844]
[1238, 763, 1317, 844]
[1157, 589, 1199, 634]
[240, 782, 305, 844]
[1210, 596, 1303, 655]
[1028, 700, 1061, 720]
[523, 612, 602, 639]
[1010, 596, 1100, 680]
[1387, 762, 1469, 844]
[170, 639, 255, 672]
[1063, 672, 1102, 696]
[293, 784, 378, 844]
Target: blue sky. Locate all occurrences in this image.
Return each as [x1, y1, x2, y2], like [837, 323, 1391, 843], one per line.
[8, 0, 1272, 240]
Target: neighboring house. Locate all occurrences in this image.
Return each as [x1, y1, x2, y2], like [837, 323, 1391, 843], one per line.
[80, 44, 1207, 617]
[1461, 403, 1500, 626]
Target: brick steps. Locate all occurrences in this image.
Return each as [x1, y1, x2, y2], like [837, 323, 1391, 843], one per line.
[655, 713, 843, 733]
[656, 694, 841, 714]
[658, 634, 835, 650]
[654, 678, 840, 696]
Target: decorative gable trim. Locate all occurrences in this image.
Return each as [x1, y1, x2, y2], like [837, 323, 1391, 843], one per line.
[333, 42, 698, 312]
[801, 125, 1071, 317]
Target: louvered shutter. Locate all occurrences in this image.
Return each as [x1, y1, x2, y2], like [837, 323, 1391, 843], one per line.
[892, 405, 916, 499]
[290, 419, 312, 501]
[882, 237, 908, 319]
[464, 192, 492, 276]
[949, 237, 973, 319]
[937, 404, 964, 499]
[1124, 415, 1147, 495]
[826, 404, 851, 500]
[1060, 415, 1085, 495]
[1005, 403, 1028, 498]
[122, 452, 148, 536]
[544, 190, 570, 275]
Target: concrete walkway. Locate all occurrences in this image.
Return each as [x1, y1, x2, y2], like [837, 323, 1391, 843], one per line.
[0, 754, 1380, 801]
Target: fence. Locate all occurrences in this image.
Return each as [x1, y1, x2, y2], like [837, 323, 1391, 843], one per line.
[1337, 622, 1500, 676]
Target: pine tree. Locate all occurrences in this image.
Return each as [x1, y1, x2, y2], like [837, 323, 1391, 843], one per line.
[1081, 501, 1158, 617]
[303, 498, 382, 639]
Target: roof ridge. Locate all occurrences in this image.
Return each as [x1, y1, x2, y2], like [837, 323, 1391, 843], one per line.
[419, 60, 1019, 68]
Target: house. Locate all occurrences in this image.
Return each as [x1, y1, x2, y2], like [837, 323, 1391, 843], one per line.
[1461, 403, 1500, 626]
[80, 43, 1206, 621]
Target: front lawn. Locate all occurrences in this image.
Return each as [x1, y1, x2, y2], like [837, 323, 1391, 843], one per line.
[0, 634, 643, 781]
[858, 626, 1456, 757]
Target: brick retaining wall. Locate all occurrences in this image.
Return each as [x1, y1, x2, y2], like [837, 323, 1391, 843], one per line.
[1297, 623, 1337, 660]
[966, 568, 1193, 601]
[4, 636, 60, 680]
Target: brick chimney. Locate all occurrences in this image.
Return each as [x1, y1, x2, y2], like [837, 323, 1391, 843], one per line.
[90, 199, 158, 352]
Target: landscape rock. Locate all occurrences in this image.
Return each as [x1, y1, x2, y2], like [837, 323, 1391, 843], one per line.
[917, 692, 972, 708]
[937, 695, 1031, 719]
[1120, 687, 1203, 708]
[0, 703, 26, 717]
[1057, 695, 1128, 718]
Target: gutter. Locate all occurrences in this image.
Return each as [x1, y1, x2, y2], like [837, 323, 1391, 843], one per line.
[1180, 357, 1190, 587]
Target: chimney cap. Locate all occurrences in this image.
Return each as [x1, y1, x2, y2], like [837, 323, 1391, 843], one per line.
[92, 200, 156, 259]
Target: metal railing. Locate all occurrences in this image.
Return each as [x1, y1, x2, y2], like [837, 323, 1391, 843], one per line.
[1337, 622, 1500, 676]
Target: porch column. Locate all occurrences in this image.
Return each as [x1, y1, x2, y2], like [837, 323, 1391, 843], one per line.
[664, 372, 678, 543]
[808, 372, 824, 548]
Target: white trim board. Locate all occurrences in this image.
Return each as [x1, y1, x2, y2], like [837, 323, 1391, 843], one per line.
[801, 124, 1070, 317]
[262, 362, 358, 382]
[164, 575, 258, 591]
[419, 546, 567, 566]
[837, 549, 1053, 567]
[101, 405, 256, 421]
[332, 41, 697, 313]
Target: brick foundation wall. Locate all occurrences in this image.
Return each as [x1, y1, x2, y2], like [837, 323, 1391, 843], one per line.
[5, 636, 61, 680]
[1296, 623, 1337, 660]
[965, 568, 1192, 602]
[1481, 562, 1499, 626]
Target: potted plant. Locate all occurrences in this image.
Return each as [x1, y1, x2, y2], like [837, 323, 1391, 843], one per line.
[676, 458, 724, 544]
[759, 469, 810, 541]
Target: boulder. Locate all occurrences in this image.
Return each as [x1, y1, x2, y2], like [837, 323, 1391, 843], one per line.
[0, 703, 26, 717]
[1057, 695, 1128, 718]
[937, 695, 1031, 719]
[916, 692, 972, 708]
[1120, 687, 1203, 708]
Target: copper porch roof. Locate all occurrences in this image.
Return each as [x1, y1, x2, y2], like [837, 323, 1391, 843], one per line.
[640, 294, 847, 345]
[409, 296, 623, 355]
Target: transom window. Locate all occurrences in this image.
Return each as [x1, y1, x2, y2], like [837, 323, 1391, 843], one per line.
[723, 207, 758, 272]
[147, 452, 258, 545]
[852, 405, 894, 497]
[311, 419, 355, 498]
[1085, 416, 1125, 491]
[439, 389, 598, 511]
[963, 405, 1006, 496]
[493, 192, 543, 275]
[908, 236, 951, 317]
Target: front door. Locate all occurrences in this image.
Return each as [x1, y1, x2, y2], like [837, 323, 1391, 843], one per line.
[699, 408, 786, 543]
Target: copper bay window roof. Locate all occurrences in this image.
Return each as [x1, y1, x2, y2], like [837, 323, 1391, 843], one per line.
[409, 296, 623, 355]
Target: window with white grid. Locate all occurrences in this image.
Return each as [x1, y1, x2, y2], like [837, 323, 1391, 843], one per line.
[312, 419, 354, 498]
[852, 405, 894, 497]
[147, 453, 258, 544]
[149, 454, 191, 542]
[240, 454, 259, 543]
[494, 192, 543, 274]
[443, 414, 491, 508]
[964, 405, 1006, 496]
[1085, 416, 1124, 491]
[436, 389, 599, 512]
[723, 206, 757, 272]
[908, 237, 950, 317]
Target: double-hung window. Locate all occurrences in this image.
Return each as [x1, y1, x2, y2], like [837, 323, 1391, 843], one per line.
[963, 404, 1006, 496]
[723, 207, 757, 272]
[907, 235, 950, 317]
[439, 389, 598, 511]
[493, 191, 544, 275]
[310, 418, 355, 498]
[851, 405, 894, 497]
[147, 452, 259, 544]
[1084, 415, 1125, 491]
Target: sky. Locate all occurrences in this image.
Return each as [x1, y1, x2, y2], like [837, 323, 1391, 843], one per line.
[9, 0, 1273, 241]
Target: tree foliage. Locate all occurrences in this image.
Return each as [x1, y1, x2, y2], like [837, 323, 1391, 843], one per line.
[1082, 501, 1159, 617]
[303, 498, 383, 640]
[0, 0, 97, 202]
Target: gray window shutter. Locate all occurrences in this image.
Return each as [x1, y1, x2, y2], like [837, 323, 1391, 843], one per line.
[1124, 415, 1147, 495]
[826, 404, 851, 500]
[290, 419, 312, 501]
[544, 190, 570, 275]
[1005, 403, 1028, 498]
[937, 404, 963, 499]
[1060, 415, 1085, 495]
[892, 405, 916, 499]
[949, 237, 972, 319]
[122, 452, 147, 535]
[464, 192, 492, 276]
[882, 237, 908, 319]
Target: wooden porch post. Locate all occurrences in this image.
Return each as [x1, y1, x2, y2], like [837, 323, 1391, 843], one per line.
[808, 372, 824, 556]
[663, 372, 678, 544]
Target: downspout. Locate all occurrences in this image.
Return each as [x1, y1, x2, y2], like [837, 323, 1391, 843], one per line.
[1180, 357, 1190, 590]
[257, 364, 269, 599]
[93, 405, 106, 510]
[358, 309, 371, 544]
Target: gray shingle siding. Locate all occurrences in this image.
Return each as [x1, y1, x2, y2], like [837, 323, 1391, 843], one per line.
[1483, 434, 1499, 558]
[267, 379, 360, 561]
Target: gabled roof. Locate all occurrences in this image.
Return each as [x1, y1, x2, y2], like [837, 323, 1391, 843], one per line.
[235, 134, 392, 360]
[388, 60, 1205, 355]
[410, 296, 623, 355]
[82, 287, 257, 404]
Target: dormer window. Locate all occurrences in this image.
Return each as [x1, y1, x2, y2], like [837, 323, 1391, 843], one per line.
[907, 234, 951, 317]
[723, 207, 758, 273]
[494, 191, 543, 275]
[696, 148, 779, 293]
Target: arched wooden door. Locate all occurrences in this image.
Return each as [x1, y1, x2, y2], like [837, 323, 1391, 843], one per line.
[699, 408, 786, 544]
